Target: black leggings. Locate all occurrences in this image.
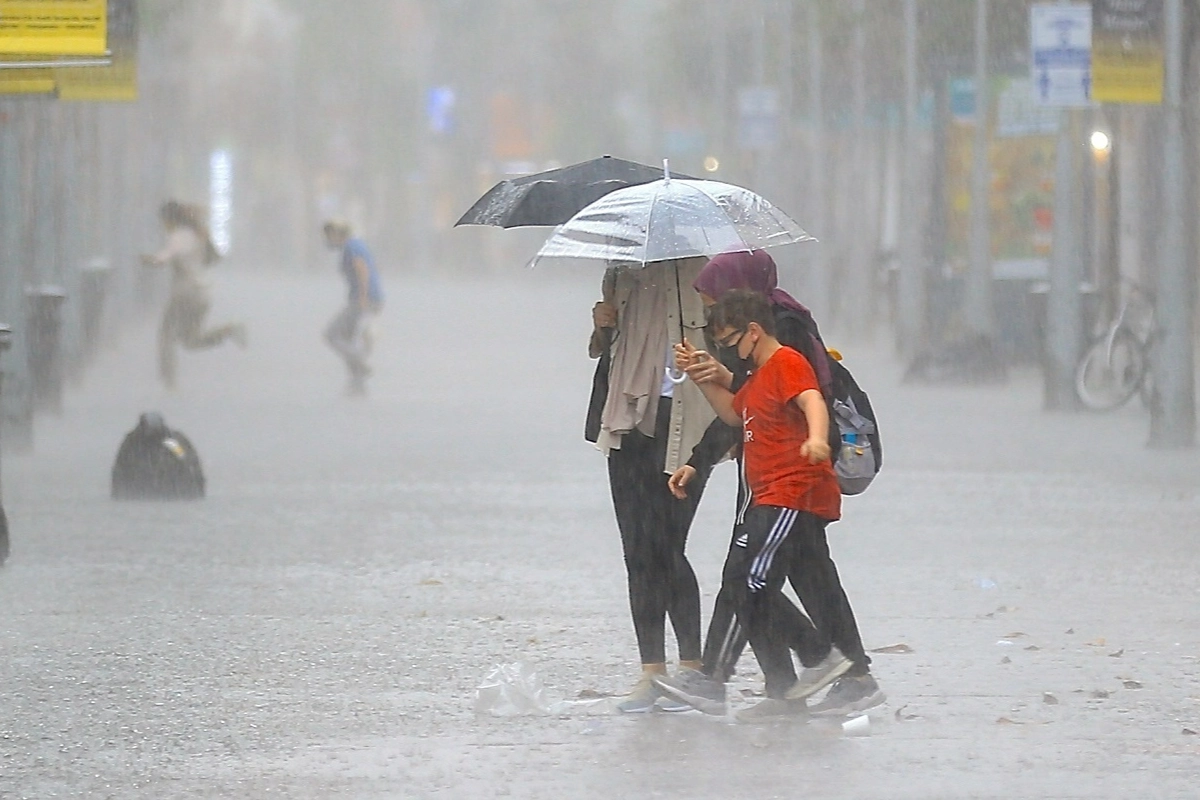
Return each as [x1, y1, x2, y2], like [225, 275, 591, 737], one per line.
[608, 398, 709, 665]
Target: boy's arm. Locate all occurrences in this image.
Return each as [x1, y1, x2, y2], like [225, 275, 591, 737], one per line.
[795, 388, 832, 464]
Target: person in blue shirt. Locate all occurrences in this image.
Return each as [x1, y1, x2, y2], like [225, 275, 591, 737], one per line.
[323, 219, 384, 396]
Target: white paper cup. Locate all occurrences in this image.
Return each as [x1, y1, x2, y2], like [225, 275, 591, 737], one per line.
[842, 714, 870, 737]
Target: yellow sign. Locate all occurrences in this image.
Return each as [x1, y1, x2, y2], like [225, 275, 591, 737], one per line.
[55, 0, 136, 100]
[1091, 0, 1164, 104]
[0, 0, 135, 100]
[0, 0, 107, 56]
[0, 63, 54, 94]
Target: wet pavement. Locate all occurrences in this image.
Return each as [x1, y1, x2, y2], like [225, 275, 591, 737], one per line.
[1, 270, 1198, 799]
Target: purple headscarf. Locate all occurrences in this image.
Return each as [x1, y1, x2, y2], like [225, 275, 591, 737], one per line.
[692, 249, 810, 316]
[693, 249, 831, 391]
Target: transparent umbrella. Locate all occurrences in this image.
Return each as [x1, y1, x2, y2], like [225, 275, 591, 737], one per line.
[530, 170, 814, 266]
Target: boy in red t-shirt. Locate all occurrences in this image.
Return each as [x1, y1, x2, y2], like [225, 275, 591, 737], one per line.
[671, 289, 878, 719]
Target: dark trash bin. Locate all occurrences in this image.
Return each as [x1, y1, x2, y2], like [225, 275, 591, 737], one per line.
[25, 285, 67, 415]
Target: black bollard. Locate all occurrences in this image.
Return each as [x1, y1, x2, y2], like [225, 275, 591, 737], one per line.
[24, 285, 67, 416]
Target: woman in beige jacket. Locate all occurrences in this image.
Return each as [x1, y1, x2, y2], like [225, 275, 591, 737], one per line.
[586, 256, 716, 712]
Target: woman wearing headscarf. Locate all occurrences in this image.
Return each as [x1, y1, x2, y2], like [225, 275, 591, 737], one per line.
[586, 256, 716, 712]
[654, 249, 884, 720]
[141, 200, 246, 389]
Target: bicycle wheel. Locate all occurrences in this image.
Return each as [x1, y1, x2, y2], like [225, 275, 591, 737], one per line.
[1074, 330, 1147, 410]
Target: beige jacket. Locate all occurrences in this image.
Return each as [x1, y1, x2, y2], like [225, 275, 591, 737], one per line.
[592, 258, 715, 474]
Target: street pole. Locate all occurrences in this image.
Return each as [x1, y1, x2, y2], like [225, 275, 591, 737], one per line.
[1044, 109, 1085, 410]
[0, 99, 33, 451]
[966, 0, 995, 339]
[897, 0, 925, 355]
[1148, 0, 1196, 447]
[807, 1, 831, 324]
[845, 0, 871, 333]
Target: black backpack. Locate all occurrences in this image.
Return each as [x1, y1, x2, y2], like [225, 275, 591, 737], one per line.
[111, 412, 206, 501]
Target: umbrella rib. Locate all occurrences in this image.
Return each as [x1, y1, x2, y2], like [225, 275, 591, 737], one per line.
[640, 180, 665, 264]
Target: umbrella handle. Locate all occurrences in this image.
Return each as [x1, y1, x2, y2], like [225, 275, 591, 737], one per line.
[665, 366, 688, 385]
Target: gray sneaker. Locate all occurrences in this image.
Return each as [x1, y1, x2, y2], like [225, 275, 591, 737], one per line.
[734, 697, 808, 723]
[615, 675, 661, 713]
[784, 647, 852, 701]
[808, 674, 886, 717]
[652, 667, 727, 716]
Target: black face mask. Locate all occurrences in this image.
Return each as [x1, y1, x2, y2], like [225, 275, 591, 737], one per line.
[717, 344, 752, 372]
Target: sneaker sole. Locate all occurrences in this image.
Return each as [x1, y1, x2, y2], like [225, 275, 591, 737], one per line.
[809, 688, 886, 718]
[783, 657, 854, 701]
[652, 679, 727, 716]
[655, 698, 698, 713]
[615, 699, 657, 714]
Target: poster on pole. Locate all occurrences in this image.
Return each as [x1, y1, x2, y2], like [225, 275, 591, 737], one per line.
[0, 0, 107, 56]
[1030, 3, 1093, 107]
[1091, 0, 1163, 104]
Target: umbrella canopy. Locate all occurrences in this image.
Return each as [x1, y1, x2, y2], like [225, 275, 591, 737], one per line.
[454, 155, 696, 229]
[531, 178, 815, 266]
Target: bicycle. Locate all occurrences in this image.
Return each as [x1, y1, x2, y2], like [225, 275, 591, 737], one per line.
[1074, 282, 1156, 411]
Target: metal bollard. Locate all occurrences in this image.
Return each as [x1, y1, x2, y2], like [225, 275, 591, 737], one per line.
[0, 322, 11, 565]
[78, 258, 113, 369]
[25, 285, 67, 415]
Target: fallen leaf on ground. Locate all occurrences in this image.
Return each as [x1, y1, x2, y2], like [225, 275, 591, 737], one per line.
[1091, 689, 1111, 699]
[1065, 628, 1075, 634]
[894, 705, 920, 721]
[419, 578, 443, 586]
[1043, 692, 1059, 705]
[1085, 638, 1107, 647]
[1000, 656, 1012, 664]
[1024, 645, 1041, 651]
[1123, 680, 1143, 689]
[1109, 649, 1124, 658]
[869, 643, 914, 654]
[1183, 729, 1197, 736]
[996, 716, 1025, 725]
[1003, 632, 1028, 639]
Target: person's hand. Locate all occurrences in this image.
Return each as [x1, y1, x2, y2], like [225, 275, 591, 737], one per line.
[667, 465, 697, 499]
[800, 437, 832, 464]
[683, 347, 734, 388]
[592, 301, 617, 329]
[673, 338, 699, 371]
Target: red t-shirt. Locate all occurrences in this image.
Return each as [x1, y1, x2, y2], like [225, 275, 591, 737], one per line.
[732, 346, 842, 521]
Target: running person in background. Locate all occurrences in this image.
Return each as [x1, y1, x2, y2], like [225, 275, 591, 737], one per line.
[142, 200, 247, 390]
[322, 219, 384, 396]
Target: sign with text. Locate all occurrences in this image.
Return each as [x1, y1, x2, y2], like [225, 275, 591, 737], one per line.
[1030, 3, 1092, 107]
[1092, 0, 1163, 104]
[0, 0, 106, 56]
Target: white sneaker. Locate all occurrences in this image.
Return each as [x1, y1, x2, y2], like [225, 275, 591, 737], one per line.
[784, 647, 852, 701]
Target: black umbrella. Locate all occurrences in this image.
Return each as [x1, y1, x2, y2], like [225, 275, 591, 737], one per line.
[454, 155, 697, 228]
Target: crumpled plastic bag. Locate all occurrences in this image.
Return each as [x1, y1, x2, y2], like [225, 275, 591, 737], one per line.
[474, 662, 607, 717]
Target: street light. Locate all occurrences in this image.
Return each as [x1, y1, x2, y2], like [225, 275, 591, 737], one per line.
[1090, 130, 1112, 161]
